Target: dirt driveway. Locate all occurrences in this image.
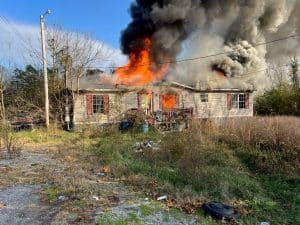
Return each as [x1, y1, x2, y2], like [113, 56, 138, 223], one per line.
[0, 145, 198, 225]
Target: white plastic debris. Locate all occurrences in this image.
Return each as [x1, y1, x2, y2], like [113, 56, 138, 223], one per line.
[157, 195, 167, 201]
[133, 140, 160, 153]
[58, 195, 66, 201]
[260, 222, 270, 225]
[92, 196, 99, 201]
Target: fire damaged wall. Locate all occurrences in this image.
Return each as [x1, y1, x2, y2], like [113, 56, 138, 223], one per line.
[117, 0, 300, 89]
[72, 85, 254, 126]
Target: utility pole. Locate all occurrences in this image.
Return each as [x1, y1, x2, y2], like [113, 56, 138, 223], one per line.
[291, 57, 299, 89]
[40, 10, 51, 129]
[0, 66, 6, 123]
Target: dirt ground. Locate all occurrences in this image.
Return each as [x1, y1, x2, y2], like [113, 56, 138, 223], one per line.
[0, 144, 198, 225]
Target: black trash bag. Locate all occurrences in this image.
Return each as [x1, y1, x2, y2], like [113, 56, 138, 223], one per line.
[119, 120, 133, 131]
[201, 202, 239, 220]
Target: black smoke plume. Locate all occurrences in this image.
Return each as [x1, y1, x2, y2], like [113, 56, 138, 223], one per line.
[120, 0, 299, 83]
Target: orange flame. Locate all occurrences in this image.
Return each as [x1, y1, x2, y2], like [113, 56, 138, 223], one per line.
[116, 38, 169, 86]
[162, 94, 177, 109]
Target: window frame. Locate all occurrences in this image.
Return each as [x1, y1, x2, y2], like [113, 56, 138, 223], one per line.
[231, 93, 246, 109]
[200, 93, 209, 103]
[160, 92, 179, 110]
[92, 95, 105, 114]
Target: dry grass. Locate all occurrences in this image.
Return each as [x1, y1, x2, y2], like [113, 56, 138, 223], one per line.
[216, 116, 300, 153]
[212, 116, 300, 175]
[0, 124, 23, 158]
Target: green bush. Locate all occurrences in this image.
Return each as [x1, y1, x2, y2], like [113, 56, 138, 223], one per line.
[255, 85, 300, 116]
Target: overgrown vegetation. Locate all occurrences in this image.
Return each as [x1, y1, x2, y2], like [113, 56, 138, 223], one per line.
[255, 85, 300, 116]
[0, 123, 22, 158]
[3, 117, 298, 224]
[88, 117, 300, 225]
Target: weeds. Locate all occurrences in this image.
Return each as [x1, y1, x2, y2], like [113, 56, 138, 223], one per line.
[89, 116, 300, 225]
[215, 117, 300, 174]
[0, 123, 22, 158]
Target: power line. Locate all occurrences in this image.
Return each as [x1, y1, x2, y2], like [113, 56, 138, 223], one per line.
[172, 34, 300, 64]
[0, 16, 42, 64]
[86, 33, 300, 69]
[194, 62, 292, 85]
[0, 16, 298, 71]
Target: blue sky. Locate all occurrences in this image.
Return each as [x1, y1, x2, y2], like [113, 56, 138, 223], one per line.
[0, 0, 132, 48]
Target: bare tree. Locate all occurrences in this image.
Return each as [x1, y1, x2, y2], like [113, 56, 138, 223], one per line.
[46, 27, 114, 127]
[47, 27, 113, 91]
[290, 56, 299, 89]
[267, 62, 289, 87]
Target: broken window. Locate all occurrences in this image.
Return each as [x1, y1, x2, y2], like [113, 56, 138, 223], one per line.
[138, 90, 153, 112]
[200, 93, 208, 102]
[160, 93, 178, 110]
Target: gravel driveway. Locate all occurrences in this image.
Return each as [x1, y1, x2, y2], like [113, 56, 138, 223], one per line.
[0, 185, 57, 225]
[0, 146, 199, 225]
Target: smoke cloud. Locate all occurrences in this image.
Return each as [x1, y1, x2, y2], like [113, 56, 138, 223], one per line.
[120, 0, 300, 89]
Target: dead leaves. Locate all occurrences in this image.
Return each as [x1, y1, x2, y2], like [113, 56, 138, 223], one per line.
[0, 202, 6, 209]
[101, 166, 111, 174]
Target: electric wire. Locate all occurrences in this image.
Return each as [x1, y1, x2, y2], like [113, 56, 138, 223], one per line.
[85, 33, 300, 69]
[0, 15, 299, 74]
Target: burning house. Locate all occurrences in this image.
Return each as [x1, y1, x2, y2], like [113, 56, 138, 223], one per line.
[68, 0, 299, 127]
[71, 78, 254, 128]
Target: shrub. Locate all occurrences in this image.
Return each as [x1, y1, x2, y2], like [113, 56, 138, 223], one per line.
[255, 85, 300, 116]
[0, 123, 22, 158]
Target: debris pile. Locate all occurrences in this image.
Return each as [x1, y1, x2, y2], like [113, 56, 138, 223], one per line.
[133, 140, 160, 153]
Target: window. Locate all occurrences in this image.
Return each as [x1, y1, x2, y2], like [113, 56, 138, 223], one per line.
[200, 93, 208, 102]
[93, 95, 104, 113]
[238, 94, 246, 109]
[160, 93, 178, 110]
[86, 94, 109, 115]
[138, 90, 153, 111]
[228, 93, 248, 109]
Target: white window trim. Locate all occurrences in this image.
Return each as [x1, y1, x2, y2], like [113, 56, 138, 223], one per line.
[232, 93, 246, 109]
[93, 95, 105, 114]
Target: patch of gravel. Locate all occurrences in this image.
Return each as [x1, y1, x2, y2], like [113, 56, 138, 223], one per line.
[0, 185, 58, 225]
[0, 151, 58, 168]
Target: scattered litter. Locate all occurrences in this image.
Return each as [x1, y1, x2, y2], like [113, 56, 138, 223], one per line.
[144, 197, 149, 202]
[108, 195, 120, 203]
[157, 195, 167, 201]
[58, 195, 67, 202]
[201, 202, 239, 221]
[181, 202, 198, 214]
[97, 172, 105, 177]
[260, 222, 270, 225]
[0, 202, 6, 209]
[133, 140, 160, 153]
[101, 166, 111, 174]
[30, 163, 39, 167]
[92, 196, 99, 201]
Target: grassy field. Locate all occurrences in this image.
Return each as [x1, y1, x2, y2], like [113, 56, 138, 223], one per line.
[3, 117, 299, 224]
[87, 116, 300, 225]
